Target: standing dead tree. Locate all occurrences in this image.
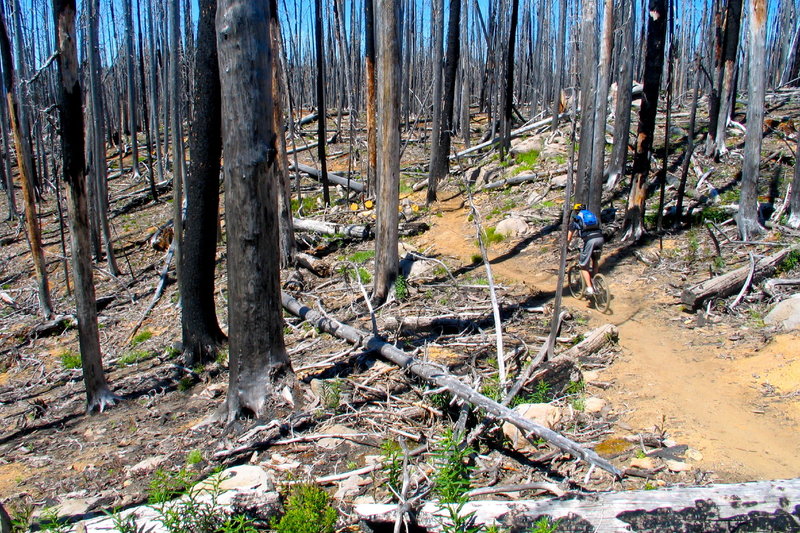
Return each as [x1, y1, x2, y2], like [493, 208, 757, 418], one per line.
[737, 0, 768, 240]
[216, 0, 295, 421]
[0, 3, 52, 318]
[622, 0, 668, 242]
[53, 0, 117, 413]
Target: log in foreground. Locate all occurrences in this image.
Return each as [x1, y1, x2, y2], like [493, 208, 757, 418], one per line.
[355, 478, 800, 532]
[681, 246, 797, 309]
[281, 292, 622, 477]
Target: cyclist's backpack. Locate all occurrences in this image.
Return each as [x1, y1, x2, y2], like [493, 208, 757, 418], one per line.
[578, 209, 600, 230]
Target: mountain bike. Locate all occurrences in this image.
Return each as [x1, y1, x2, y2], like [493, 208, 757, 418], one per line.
[567, 260, 611, 313]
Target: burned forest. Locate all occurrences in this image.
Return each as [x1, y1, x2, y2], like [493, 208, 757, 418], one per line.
[1, 0, 800, 530]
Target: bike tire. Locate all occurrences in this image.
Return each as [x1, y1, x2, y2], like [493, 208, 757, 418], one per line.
[568, 265, 584, 299]
[592, 274, 611, 313]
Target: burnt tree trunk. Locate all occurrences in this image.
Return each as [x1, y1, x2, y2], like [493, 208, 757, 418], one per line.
[607, 0, 634, 192]
[53, 0, 117, 413]
[364, 0, 377, 197]
[181, 0, 226, 368]
[372, 0, 401, 304]
[0, 4, 52, 318]
[315, 0, 331, 205]
[500, 0, 520, 158]
[713, 0, 743, 159]
[588, 0, 614, 214]
[427, 0, 461, 203]
[123, 0, 140, 179]
[622, 0, 667, 242]
[737, 0, 767, 240]
[216, 0, 294, 420]
[789, 130, 800, 228]
[270, 0, 296, 268]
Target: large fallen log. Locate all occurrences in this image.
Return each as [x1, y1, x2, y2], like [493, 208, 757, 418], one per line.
[289, 162, 365, 192]
[681, 246, 797, 309]
[355, 478, 800, 532]
[293, 218, 372, 239]
[293, 218, 429, 240]
[281, 292, 622, 477]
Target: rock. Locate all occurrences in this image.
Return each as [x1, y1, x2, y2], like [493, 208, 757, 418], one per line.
[686, 448, 704, 462]
[764, 295, 800, 331]
[594, 438, 635, 459]
[551, 174, 568, 188]
[664, 459, 691, 472]
[194, 465, 272, 494]
[502, 403, 562, 451]
[407, 259, 436, 280]
[510, 136, 544, 156]
[495, 217, 529, 238]
[334, 475, 369, 500]
[319, 424, 358, 449]
[582, 370, 600, 382]
[398, 242, 417, 258]
[128, 455, 169, 476]
[630, 457, 656, 470]
[583, 397, 607, 414]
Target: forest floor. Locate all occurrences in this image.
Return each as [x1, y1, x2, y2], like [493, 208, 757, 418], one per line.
[0, 97, 800, 528]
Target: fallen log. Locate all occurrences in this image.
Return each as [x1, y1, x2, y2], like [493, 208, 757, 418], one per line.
[764, 277, 800, 295]
[293, 219, 429, 240]
[558, 323, 618, 361]
[281, 292, 622, 477]
[681, 246, 797, 309]
[355, 478, 800, 532]
[289, 162, 365, 193]
[481, 173, 541, 191]
[293, 218, 372, 239]
[452, 114, 567, 160]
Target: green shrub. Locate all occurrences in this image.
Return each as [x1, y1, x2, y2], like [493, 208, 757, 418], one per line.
[59, 350, 81, 370]
[433, 429, 475, 503]
[778, 249, 800, 274]
[186, 450, 203, 465]
[131, 330, 153, 346]
[148, 468, 193, 504]
[348, 250, 375, 263]
[394, 274, 408, 300]
[273, 484, 337, 533]
[118, 349, 153, 367]
[381, 440, 403, 497]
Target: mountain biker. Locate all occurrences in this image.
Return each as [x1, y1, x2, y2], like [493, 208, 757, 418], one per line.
[566, 203, 603, 296]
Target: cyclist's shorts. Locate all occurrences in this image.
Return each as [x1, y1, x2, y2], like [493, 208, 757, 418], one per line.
[579, 236, 604, 268]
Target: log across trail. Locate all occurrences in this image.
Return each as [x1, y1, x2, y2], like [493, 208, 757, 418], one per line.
[281, 292, 623, 477]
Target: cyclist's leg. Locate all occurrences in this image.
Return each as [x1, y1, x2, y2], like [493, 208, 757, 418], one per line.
[578, 241, 594, 293]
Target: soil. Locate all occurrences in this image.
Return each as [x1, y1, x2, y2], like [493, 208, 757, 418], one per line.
[1, 103, 800, 526]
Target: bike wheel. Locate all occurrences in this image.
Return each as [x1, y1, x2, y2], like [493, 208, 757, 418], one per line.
[568, 265, 584, 299]
[592, 274, 611, 313]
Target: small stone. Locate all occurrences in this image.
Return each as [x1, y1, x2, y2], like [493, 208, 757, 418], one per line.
[630, 457, 656, 470]
[334, 475, 368, 500]
[582, 370, 600, 382]
[319, 424, 357, 449]
[664, 459, 690, 472]
[686, 448, 704, 462]
[495, 217, 529, 238]
[502, 403, 562, 451]
[194, 465, 272, 494]
[583, 397, 607, 414]
[129, 455, 169, 476]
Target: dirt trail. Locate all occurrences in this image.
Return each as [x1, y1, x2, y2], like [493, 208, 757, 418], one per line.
[416, 197, 800, 482]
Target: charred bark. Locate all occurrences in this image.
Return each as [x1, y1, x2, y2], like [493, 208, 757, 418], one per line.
[181, 0, 226, 368]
